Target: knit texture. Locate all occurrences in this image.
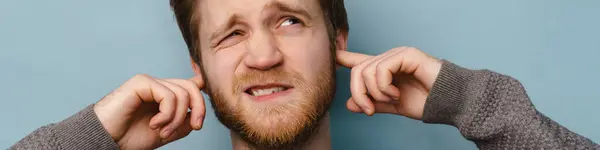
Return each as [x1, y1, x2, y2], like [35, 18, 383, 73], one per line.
[9, 60, 599, 149]
[10, 104, 119, 150]
[423, 60, 599, 149]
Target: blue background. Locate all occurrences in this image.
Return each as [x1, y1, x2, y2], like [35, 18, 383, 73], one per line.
[1, 0, 599, 149]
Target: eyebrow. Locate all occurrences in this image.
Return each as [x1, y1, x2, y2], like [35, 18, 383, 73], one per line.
[208, 1, 312, 46]
[267, 1, 312, 21]
[209, 14, 240, 46]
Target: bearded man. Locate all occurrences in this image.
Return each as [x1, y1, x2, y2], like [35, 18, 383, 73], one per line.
[10, 0, 598, 149]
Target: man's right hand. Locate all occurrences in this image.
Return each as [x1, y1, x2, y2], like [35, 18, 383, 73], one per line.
[93, 74, 206, 149]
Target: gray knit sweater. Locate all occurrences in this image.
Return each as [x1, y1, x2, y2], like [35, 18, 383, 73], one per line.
[10, 60, 599, 149]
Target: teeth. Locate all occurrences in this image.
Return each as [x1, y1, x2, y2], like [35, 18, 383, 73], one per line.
[250, 87, 285, 96]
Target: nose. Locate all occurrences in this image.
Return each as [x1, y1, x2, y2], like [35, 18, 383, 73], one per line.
[243, 30, 283, 70]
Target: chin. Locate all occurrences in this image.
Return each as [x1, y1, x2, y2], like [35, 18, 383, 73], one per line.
[239, 96, 319, 136]
[212, 91, 331, 149]
[236, 102, 325, 150]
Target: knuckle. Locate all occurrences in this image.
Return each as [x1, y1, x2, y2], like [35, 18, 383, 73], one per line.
[377, 82, 387, 90]
[394, 46, 409, 51]
[405, 47, 420, 53]
[393, 46, 418, 53]
[134, 74, 151, 80]
[365, 63, 375, 71]
[375, 62, 385, 72]
[375, 62, 388, 77]
[178, 90, 190, 101]
[165, 91, 176, 101]
[403, 46, 415, 50]
[130, 74, 154, 84]
[351, 67, 361, 76]
[361, 69, 370, 79]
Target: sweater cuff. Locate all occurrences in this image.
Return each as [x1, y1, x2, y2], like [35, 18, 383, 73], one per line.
[422, 60, 489, 126]
[53, 104, 119, 149]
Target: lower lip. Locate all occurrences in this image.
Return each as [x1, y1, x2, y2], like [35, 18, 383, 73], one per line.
[246, 88, 293, 102]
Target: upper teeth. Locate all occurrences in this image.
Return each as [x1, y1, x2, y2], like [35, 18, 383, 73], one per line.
[250, 87, 285, 96]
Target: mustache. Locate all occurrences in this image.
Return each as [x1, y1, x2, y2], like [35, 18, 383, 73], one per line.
[232, 68, 304, 94]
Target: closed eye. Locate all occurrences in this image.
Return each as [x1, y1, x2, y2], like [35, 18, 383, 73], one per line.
[216, 30, 244, 48]
[224, 31, 242, 40]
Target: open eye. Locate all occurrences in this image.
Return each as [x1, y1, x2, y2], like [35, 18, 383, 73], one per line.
[279, 17, 302, 27]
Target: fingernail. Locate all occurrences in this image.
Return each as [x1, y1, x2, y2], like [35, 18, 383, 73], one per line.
[162, 129, 172, 138]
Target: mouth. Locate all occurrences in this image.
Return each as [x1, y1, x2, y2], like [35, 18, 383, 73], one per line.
[243, 83, 293, 100]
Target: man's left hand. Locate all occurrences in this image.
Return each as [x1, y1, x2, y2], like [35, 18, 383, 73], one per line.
[336, 47, 442, 120]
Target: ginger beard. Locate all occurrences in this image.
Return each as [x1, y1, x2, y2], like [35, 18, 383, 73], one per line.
[201, 57, 336, 149]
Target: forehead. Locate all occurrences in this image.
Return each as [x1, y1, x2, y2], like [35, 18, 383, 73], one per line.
[197, 0, 322, 29]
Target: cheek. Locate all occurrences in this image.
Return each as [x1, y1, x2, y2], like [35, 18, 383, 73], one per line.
[278, 30, 332, 83]
[202, 49, 243, 99]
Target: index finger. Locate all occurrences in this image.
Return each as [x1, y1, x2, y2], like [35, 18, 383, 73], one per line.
[336, 50, 373, 68]
[187, 76, 206, 130]
[189, 75, 205, 89]
[165, 79, 206, 130]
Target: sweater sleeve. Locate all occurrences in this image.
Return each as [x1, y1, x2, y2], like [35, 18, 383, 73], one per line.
[10, 104, 119, 150]
[422, 60, 599, 149]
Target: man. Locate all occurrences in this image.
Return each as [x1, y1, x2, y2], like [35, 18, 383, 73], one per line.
[10, 0, 599, 149]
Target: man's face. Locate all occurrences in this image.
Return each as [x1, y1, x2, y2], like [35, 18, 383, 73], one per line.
[194, 0, 336, 149]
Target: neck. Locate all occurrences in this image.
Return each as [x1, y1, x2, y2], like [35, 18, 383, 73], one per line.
[230, 113, 331, 150]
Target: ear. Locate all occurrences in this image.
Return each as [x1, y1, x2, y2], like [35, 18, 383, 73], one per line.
[190, 57, 202, 76]
[335, 30, 348, 70]
[335, 30, 348, 51]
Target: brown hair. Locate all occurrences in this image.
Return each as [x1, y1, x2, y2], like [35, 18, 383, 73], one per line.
[170, 0, 349, 65]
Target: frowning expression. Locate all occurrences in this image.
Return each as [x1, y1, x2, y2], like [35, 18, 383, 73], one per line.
[193, 0, 337, 149]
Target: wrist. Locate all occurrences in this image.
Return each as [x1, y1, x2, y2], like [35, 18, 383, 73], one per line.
[93, 102, 123, 141]
[421, 57, 443, 91]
